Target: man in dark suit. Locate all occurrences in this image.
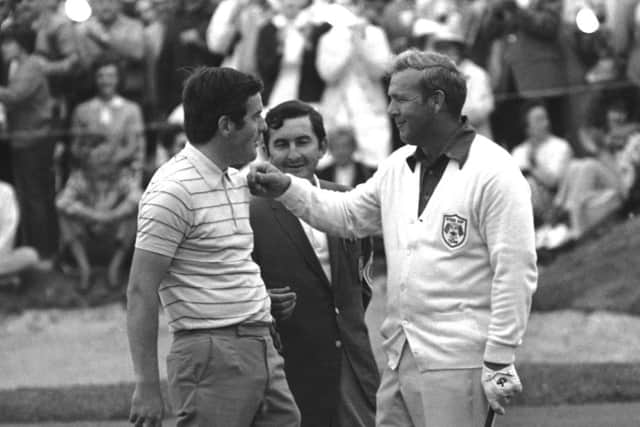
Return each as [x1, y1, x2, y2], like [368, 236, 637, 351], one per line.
[318, 126, 376, 187]
[250, 100, 380, 427]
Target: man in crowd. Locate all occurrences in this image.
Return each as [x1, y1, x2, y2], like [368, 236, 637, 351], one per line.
[249, 50, 537, 426]
[250, 100, 379, 427]
[127, 67, 300, 427]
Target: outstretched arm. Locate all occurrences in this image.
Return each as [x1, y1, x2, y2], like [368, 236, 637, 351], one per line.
[249, 162, 383, 239]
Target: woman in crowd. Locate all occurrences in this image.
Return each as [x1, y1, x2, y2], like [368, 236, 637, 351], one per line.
[70, 53, 145, 183]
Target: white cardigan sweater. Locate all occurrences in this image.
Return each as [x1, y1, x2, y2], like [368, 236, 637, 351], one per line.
[277, 135, 538, 371]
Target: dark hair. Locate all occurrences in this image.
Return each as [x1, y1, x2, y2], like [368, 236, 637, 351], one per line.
[0, 23, 36, 54]
[263, 100, 326, 154]
[92, 52, 122, 78]
[182, 67, 263, 145]
[91, 52, 123, 95]
[389, 49, 467, 117]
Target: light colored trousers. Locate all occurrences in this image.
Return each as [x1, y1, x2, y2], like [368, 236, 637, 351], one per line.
[167, 323, 300, 427]
[376, 342, 489, 427]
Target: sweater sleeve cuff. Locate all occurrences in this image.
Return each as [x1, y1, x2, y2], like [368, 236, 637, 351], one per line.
[483, 341, 517, 365]
[275, 174, 307, 208]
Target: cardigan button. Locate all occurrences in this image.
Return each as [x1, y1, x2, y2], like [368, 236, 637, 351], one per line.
[334, 307, 340, 315]
[335, 340, 342, 348]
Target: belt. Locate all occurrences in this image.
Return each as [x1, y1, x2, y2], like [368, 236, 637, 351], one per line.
[174, 321, 274, 338]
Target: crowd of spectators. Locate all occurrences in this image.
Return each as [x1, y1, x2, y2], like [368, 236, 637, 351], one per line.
[3, 0, 640, 289]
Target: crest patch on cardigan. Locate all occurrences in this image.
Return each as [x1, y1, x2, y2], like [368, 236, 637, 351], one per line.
[441, 214, 467, 249]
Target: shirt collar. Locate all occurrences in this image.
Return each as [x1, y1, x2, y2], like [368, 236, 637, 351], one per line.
[182, 142, 227, 189]
[97, 95, 124, 108]
[406, 117, 476, 171]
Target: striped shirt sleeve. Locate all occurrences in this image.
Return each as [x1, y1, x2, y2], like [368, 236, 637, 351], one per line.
[135, 179, 192, 258]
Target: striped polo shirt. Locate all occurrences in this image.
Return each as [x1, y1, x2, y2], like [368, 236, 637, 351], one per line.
[135, 142, 272, 331]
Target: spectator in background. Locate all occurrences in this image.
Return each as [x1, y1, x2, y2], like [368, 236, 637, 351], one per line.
[70, 54, 146, 183]
[546, 123, 639, 249]
[76, 0, 146, 105]
[0, 0, 15, 184]
[206, 0, 272, 75]
[360, 0, 386, 26]
[156, 0, 221, 116]
[56, 141, 140, 292]
[317, 126, 375, 187]
[0, 24, 57, 266]
[430, 25, 494, 138]
[136, 0, 165, 119]
[316, 0, 392, 168]
[380, 0, 416, 53]
[30, 0, 78, 119]
[256, 0, 331, 108]
[625, 2, 640, 106]
[485, 0, 581, 150]
[512, 101, 573, 228]
[0, 180, 39, 287]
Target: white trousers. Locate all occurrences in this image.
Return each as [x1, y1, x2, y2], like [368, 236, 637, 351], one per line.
[376, 342, 490, 427]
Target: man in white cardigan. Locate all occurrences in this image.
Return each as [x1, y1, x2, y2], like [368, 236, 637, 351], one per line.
[248, 50, 538, 427]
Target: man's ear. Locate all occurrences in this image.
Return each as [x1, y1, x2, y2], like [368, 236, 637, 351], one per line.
[431, 90, 446, 114]
[218, 115, 234, 136]
[319, 138, 328, 156]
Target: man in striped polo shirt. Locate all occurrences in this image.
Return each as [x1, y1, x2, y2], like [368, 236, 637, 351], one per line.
[126, 67, 300, 427]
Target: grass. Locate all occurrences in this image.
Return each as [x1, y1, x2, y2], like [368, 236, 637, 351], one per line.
[3, 365, 640, 423]
[533, 215, 640, 314]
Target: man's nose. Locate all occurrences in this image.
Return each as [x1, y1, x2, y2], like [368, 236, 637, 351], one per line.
[387, 100, 397, 116]
[287, 143, 302, 158]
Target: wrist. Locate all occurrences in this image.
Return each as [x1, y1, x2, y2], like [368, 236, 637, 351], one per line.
[484, 361, 510, 370]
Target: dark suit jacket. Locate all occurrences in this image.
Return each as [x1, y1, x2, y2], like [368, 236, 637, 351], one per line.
[250, 180, 380, 427]
[256, 21, 332, 105]
[317, 161, 376, 187]
[487, 0, 573, 96]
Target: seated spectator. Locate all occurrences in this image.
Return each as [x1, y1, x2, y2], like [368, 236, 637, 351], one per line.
[317, 126, 375, 187]
[315, 0, 392, 168]
[0, 23, 58, 265]
[56, 142, 140, 292]
[70, 54, 146, 183]
[511, 101, 573, 227]
[545, 126, 638, 248]
[430, 26, 494, 139]
[0, 181, 39, 287]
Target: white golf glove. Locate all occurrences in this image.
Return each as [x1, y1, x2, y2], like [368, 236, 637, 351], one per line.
[481, 364, 522, 415]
